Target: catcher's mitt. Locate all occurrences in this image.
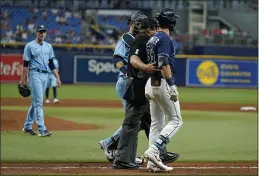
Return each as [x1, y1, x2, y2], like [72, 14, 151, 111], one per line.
[18, 84, 31, 97]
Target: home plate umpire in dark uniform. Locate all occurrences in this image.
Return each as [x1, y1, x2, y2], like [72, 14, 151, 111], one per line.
[113, 17, 179, 169]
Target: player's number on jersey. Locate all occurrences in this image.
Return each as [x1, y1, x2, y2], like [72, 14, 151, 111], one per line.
[147, 45, 155, 64]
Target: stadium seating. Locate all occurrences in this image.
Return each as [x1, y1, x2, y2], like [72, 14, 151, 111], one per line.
[1, 1, 257, 49]
[1, 7, 81, 43]
[97, 15, 128, 31]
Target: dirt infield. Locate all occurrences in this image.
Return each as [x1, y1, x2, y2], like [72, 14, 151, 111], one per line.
[1, 97, 257, 112]
[1, 110, 99, 131]
[1, 162, 258, 175]
[1, 97, 257, 175]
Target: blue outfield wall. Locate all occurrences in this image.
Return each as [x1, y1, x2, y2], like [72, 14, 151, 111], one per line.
[72, 55, 257, 88]
[1, 48, 257, 88]
[73, 55, 187, 86]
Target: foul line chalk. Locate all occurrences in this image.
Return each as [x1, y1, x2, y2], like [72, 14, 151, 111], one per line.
[1, 166, 258, 170]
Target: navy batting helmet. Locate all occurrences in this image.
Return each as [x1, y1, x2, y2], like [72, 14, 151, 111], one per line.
[156, 8, 179, 31]
[128, 11, 148, 35]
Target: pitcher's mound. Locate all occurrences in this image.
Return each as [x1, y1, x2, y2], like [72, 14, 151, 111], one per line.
[1, 110, 99, 131]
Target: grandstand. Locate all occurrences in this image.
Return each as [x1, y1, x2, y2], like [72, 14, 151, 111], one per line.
[1, 7, 81, 43]
[1, 0, 258, 54]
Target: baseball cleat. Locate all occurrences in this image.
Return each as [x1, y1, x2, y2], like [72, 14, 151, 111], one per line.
[99, 140, 115, 163]
[112, 160, 140, 169]
[99, 140, 145, 165]
[23, 128, 37, 135]
[147, 161, 162, 172]
[147, 161, 173, 172]
[38, 130, 52, 137]
[135, 156, 144, 165]
[53, 98, 59, 103]
[144, 147, 173, 171]
[45, 99, 50, 104]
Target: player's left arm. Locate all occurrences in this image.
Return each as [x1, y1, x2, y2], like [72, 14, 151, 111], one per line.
[157, 37, 178, 101]
[157, 37, 174, 84]
[49, 45, 61, 87]
[54, 58, 59, 73]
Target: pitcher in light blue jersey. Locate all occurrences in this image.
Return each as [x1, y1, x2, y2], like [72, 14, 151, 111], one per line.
[19, 25, 62, 137]
[45, 58, 60, 104]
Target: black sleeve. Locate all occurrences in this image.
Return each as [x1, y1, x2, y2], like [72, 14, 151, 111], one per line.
[23, 60, 29, 67]
[48, 59, 56, 70]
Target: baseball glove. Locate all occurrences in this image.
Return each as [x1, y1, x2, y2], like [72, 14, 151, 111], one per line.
[18, 84, 31, 97]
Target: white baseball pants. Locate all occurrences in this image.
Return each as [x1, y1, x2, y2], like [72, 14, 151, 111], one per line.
[145, 78, 183, 147]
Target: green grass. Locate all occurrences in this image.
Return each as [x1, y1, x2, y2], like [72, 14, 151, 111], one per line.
[1, 83, 257, 163]
[1, 106, 257, 162]
[1, 84, 118, 100]
[1, 84, 257, 104]
[179, 87, 257, 104]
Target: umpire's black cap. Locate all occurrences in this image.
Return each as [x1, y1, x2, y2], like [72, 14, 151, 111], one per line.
[36, 25, 47, 32]
[140, 17, 159, 30]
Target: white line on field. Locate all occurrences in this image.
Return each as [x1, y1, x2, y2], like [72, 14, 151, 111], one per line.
[1, 166, 258, 170]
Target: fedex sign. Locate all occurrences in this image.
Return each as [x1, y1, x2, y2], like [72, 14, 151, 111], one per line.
[0, 54, 23, 82]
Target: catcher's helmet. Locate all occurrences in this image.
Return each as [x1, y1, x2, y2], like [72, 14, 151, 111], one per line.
[128, 11, 148, 35]
[156, 8, 179, 31]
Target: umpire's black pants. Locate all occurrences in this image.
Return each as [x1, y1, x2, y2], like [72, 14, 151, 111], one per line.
[115, 100, 149, 163]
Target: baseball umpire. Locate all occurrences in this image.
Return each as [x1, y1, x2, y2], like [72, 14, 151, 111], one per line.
[113, 17, 163, 169]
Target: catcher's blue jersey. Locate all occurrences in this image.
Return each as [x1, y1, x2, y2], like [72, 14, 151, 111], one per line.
[113, 32, 134, 77]
[146, 31, 176, 78]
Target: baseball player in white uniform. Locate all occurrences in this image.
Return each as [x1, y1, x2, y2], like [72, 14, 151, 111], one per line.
[144, 8, 182, 172]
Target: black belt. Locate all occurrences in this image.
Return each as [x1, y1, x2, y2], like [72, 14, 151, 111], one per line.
[151, 76, 163, 79]
[30, 69, 48, 73]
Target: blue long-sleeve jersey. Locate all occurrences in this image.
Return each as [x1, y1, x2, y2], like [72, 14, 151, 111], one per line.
[146, 31, 176, 79]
